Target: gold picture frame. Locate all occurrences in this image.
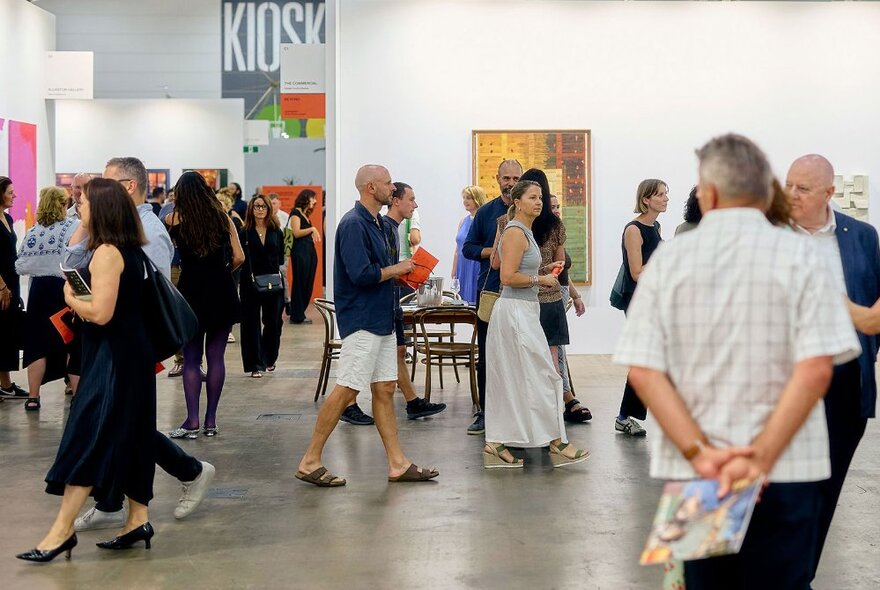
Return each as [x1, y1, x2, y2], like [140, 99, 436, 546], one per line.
[472, 129, 593, 285]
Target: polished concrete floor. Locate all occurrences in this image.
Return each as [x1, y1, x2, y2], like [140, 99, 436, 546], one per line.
[0, 314, 878, 590]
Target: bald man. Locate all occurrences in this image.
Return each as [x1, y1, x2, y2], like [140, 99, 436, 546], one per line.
[788, 154, 880, 578]
[296, 165, 439, 486]
[66, 173, 91, 218]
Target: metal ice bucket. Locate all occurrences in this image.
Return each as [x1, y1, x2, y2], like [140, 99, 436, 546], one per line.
[416, 276, 444, 307]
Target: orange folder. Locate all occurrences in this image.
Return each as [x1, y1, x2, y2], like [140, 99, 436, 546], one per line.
[49, 307, 74, 345]
[398, 247, 439, 290]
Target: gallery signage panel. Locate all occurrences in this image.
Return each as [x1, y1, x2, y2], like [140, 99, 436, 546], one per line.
[221, 1, 326, 115]
[45, 51, 94, 99]
[279, 43, 325, 93]
[280, 94, 325, 119]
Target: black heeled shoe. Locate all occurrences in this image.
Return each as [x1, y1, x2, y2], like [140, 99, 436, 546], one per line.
[96, 522, 154, 550]
[16, 533, 77, 562]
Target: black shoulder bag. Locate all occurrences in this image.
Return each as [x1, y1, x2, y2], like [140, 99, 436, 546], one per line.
[245, 230, 283, 294]
[144, 257, 199, 362]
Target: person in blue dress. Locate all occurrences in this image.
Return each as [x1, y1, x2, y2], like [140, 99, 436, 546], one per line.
[452, 186, 485, 304]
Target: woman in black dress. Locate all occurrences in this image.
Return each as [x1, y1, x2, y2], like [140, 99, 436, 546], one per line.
[614, 178, 668, 438]
[166, 172, 244, 439]
[17, 178, 156, 562]
[287, 189, 320, 324]
[0, 176, 27, 400]
[240, 194, 285, 378]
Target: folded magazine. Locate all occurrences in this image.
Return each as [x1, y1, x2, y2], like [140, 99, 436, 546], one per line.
[640, 476, 765, 565]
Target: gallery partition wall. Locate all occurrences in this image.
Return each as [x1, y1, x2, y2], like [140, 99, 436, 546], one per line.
[329, 0, 880, 353]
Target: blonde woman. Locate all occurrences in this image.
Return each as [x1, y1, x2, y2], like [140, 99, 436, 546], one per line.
[15, 187, 79, 410]
[452, 186, 485, 304]
[614, 179, 668, 437]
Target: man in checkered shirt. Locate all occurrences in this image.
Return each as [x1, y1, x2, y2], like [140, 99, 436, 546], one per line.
[614, 134, 860, 589]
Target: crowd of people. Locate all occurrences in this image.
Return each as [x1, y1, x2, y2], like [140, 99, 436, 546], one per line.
[3, 133, 877, 589]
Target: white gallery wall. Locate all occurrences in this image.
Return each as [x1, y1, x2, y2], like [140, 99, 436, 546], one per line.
[332, 0, 880, 353]
[54, 99, 246, 187]
[0, 0, 56, 208]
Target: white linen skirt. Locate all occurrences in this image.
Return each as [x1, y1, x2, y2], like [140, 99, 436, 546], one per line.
[485, 297, 566, 447]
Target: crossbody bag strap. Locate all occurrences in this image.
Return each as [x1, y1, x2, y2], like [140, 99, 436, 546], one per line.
[480, 224, 516, 292]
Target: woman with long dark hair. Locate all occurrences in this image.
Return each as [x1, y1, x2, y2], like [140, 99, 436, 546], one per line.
[17, 178, 156, 562]
[615, 178, 668, 437]
[287, 189, 320, 324]
[166, 171, 244, 439]
[240, 194, 285, 377]
[0, 176, 27, 400]
[515, 168, 592, 423]
[484, 180, 590, 468]
[15, 187, 79, 410]
[675, 186, 702, 236]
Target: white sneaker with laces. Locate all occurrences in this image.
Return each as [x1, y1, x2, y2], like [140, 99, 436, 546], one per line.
[174, 461, 215, 520]
[615, 417, 647, 437]
[74, 506, 126, 532]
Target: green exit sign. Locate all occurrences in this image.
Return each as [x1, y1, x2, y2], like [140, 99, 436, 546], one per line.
[243, 146, 260, 153]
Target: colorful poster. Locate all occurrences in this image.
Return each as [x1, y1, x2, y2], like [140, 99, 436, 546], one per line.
[221, 1, 326, 138]
[472, 130, 592, 284]
[8, 120, 37, 223]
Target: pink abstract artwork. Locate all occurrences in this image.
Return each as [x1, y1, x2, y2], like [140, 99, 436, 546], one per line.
[8, 120, 37, 222]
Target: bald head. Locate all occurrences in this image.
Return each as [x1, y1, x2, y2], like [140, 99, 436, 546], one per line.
[787, 154, 835, 231]
[354, 164, 395, 209]
[355, 165, 389, 192]
[790, 154, 834, 186]
[71, 172, 92, 204]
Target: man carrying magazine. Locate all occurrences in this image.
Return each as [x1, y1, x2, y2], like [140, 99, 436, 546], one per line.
[614, 134, 860, 589]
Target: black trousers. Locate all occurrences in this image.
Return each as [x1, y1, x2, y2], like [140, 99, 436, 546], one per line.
[240, 290, 284, 372]
[618, 306, 647, 419]
[97, 432, 202, 512]
[289, 243, 317, 323]
[476, 314, 488, 413]
[812, 360, 868, 577]
[684, 481, 822, 590]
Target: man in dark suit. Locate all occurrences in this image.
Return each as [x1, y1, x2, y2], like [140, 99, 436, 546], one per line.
[787, 154, 879, 579]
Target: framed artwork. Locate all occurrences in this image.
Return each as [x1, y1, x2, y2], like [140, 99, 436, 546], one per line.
[184, 169, 229, 190]
[147, 169, 170, 193]
[472, 129, 592, 285]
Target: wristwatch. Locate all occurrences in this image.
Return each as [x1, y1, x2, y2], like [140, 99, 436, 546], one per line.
[682, 439, 706, 461]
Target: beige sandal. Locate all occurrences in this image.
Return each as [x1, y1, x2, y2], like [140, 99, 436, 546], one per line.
[483, 443, 524, 469]
[549, 442, 591, 468]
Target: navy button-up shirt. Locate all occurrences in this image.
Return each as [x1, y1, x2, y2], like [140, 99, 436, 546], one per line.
[334, 201, 395, 339]
[462, 195, 510, 293]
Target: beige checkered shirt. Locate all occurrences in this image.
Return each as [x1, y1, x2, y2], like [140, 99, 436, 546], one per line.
[614, 208, 860, 483]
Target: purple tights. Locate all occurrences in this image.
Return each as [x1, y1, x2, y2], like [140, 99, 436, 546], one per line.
[181, 328, 230, 430]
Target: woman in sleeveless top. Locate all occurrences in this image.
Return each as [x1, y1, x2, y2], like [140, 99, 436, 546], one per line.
[483, 180, 590, 469]
[452, 185, 485, 304]
[287, 189, 320, 324]
[18, 179, 156, 562]
[165, 172, 244, 439]
[615, 179, 668, 438]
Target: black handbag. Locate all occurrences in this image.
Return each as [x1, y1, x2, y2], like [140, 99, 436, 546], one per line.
[144, 257, 199, 362]
[609, 262, 633, 311]
[244, 230, 283, 294]
[253, 272, 283, 293]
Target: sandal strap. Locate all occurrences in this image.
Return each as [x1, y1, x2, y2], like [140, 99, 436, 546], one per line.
[552, 442, 570, 453]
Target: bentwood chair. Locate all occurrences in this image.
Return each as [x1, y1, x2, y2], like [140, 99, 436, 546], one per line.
[414, 306, 479, 409]
[313, 298, 342, 402]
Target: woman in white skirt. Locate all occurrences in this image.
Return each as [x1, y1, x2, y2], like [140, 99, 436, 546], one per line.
[484, 180, 590, 469]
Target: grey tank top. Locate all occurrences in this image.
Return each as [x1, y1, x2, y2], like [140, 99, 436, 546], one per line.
[499, 220, 541, 301]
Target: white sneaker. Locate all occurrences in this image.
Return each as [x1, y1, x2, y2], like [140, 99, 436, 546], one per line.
[174, 461, 215, 520]
[615, 417, 647, 437]
[74, 506, 126, 532]
[227, 333, 236, 343]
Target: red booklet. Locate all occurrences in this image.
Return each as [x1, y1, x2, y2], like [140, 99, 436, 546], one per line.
[397, 247, 439, 290]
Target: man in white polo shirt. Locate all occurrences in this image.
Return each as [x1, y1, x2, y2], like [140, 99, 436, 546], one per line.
[615, 134, 859, 588]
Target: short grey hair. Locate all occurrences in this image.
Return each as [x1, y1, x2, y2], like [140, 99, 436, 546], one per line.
[106, 156, 149, 199]
[696, 134, 772, 203]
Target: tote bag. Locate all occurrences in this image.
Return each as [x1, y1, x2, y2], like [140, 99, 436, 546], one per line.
[144, 258, 198, 362]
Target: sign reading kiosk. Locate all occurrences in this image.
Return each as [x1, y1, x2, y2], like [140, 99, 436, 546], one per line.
[279, 43, 325, 119]
[45, 51, 94, 99]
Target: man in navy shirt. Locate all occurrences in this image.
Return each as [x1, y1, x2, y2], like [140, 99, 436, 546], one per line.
[296, 165, 439, 486]
[461, 159, 522, 434]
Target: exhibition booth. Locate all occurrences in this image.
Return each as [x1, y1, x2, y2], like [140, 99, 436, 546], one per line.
[2, 0, 880, 353]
